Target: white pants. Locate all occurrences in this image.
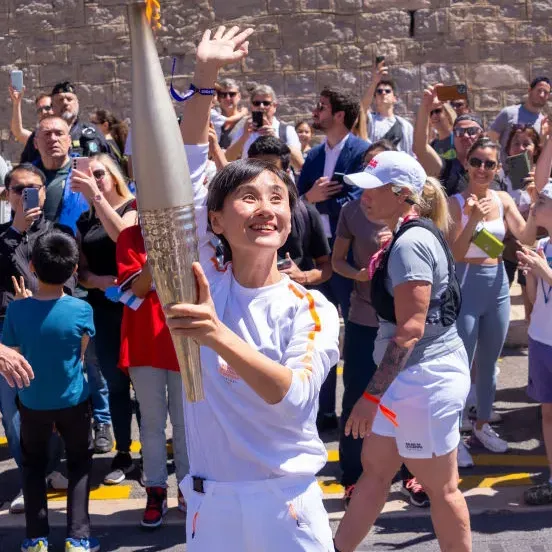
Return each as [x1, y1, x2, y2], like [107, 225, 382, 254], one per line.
[372, 347, 470, 458]
[180, 474, 333, 551]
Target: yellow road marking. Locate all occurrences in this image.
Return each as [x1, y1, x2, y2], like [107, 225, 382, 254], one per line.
[478, 472, 534, 488]
[327, 450, 339, 463]
[112, 441, 173, 455]
[48, 485, 131, 501]
[337, 366, 343, 376]
[0, 437, 6, 446]
[319, 480, 344, 494]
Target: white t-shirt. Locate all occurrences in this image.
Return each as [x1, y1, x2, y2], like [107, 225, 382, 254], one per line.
[366, 112, 414, 155]
[183, 144, 340, 482]
[232, 117, 301, 159]
[528, 237, 552, 346]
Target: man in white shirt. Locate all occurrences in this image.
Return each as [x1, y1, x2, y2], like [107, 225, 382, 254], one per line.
[361, 60, 414, 155]
[225, 84, 304, 171]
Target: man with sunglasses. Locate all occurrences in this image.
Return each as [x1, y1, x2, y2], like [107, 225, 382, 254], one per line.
[488, 76, 551, 161]
[0, 164, 78, 515]
[8, 87, 52, 145]
[414, 84, 498, 196]
[225, 84, 304, 171]
[20, 81, 111, 165]
[360, 60, 413, 154]
[450, 98, 471, 118]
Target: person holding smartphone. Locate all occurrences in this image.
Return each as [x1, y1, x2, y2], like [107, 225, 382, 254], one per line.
[225, 84, 304, 171]
[0, 164, 78, 515]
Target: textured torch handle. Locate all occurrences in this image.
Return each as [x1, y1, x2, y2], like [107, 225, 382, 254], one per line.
[140, 205, 204, 402]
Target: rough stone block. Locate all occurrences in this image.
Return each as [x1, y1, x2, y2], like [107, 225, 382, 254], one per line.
[391, 65, 421, 94]
[516, 22, 550, 42]
[473, 21, 515, 42]
[414, 8, 448, 37]
[333, 0, 362, 13]
[338, 44, 362, 70]
[273, 47, 300, 72]
[530, 0, 552, 18]
[78, 60, 116, 85]
[474, 91, 504, 111]
[284, 71, 318, 96]
[300, 0, 334, 10]
[420, 64, 466, 87]
[281, 15, 356, 46]
[469, 64, 529, 90]
[358, 10, 410, 41]
[243, 49, 276, 73]
[39, 62, 76, 88]
[299, 45, 338, 71]
[316, 69, 359, 93]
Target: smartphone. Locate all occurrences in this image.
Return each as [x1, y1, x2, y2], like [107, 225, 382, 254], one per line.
[332, 172, 346, 184]
[72, 156, 90, 173]
[375, 55, 386, 66]
[22, 187, 39, 211]
[277, 258, 292, 270]
[436, 84, 468, 102]
[506, 151, 531, 190]
[10, 70, 23, 92]
[252, 111, 264, 129]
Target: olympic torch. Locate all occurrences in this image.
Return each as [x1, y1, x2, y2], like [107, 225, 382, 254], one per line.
[127, 1, 204, 402]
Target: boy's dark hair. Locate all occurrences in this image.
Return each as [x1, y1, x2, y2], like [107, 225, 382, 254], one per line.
[366, 139, 397, 156]
[5, 164, 46, 189]
[320, 87, 360, 130]
[377, 78, 397, 94]
[248, 136, 291, 172]
[32, 231, 79, 285]
[207, 159, 298, 260]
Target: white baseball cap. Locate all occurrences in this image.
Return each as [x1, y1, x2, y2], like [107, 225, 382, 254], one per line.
[344, 151, 427, 195]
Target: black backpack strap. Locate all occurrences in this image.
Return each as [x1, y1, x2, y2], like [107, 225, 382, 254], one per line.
[382, 118, 403, 147]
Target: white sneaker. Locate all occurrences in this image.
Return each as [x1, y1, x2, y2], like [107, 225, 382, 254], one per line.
[457, 440, 474, 468]
[9, 490, 24, 514]
[47, 471, 69, 490]
[468, 406, 502, 423]
[473, 423, 508, 453]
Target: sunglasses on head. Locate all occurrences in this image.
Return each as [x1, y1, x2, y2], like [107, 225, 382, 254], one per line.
[10, 184, 43, 195]
[376, 88, 393, 95]
[430, 108, 443, 116]
[468, 157, 497, 170]
[252, 100, 272, 107]
[218, 91, 238, 99]
[454, 127, 481, 138]
[92, 169, 106, 180]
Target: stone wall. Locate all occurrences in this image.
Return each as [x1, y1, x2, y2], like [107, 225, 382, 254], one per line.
[0, 0, 551, 161]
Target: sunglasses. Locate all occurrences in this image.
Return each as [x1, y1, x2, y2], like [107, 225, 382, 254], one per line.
[252, 100, 272, 107]
[450, 101, 466, 109]
[218, 91, 238, 99]
[36, 105, 53, 114]
[10, 185, 43, 195]
[376, 88, 393, 95]
[430, 108, 443, 116]
[469, 157, 497, 170]
[92, 169, 106, 180]
[454, 127, 481, 138]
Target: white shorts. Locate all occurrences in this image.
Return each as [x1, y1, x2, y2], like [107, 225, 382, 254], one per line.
[180, 474, 333, 552]
[372, 347, 470, 459]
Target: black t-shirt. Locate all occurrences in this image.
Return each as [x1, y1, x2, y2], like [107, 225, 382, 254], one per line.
[278, 201, 330, 271]
[77, 199, 135, 308]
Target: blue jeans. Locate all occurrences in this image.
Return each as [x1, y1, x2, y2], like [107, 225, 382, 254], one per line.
[338, 321, 378, 487]
[455, 262, 510, 421]
[93, 304, 135, 453]
[85, 338, 111, 425]
[316, 272, 353, 416]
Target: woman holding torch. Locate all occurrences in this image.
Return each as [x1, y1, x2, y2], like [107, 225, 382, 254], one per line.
[160, 27, 339, 551]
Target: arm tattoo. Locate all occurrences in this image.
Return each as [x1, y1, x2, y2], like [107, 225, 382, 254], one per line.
[365, 340, 412, 396]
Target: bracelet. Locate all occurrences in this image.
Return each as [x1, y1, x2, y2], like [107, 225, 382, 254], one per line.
[170, 59, 215, 102]
[362, 391, 399, 427]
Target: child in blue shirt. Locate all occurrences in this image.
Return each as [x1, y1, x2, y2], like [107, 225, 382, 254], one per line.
[2, 231, 99, 552]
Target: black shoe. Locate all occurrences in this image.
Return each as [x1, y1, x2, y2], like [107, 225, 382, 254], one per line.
[401, 477, 430, 508]
[94, 423, 114, 454]
[104, 452, 134, 485]
[316, 413, 338, 433]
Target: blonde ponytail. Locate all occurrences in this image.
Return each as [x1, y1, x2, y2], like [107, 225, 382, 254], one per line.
[411, 177, 451, 233]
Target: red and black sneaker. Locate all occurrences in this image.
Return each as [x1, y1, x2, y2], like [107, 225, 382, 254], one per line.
[401, 477, 430, 508]
[141, 486, 168, 529]
[343, 484, 355, 510]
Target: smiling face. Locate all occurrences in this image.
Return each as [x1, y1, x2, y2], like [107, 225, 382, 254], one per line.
[508, 129, 537, 163]
[209, 171, 292, 258]
[217, 87, 241, 115]
[296, 122, 312, 146]
[453, 120, 483, 159]
[528, 81, 551, 110]
[466, 146, 499, 188]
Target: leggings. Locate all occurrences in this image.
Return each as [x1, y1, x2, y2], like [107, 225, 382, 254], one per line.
[455, 262, 510, 421]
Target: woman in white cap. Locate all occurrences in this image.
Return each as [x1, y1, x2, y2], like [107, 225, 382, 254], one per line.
[333, 151, 472, 552]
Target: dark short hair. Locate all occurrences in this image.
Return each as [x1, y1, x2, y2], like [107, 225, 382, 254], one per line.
[366, 139, 397, 156]
[4, 164, 46, 189]
[31, 231, 79, 285]
[51, 81, 77, 97]
[248, 136, 291, 172]
[320, 87, 361, 130]
[530, 76, 551, 89]
[35, 93, 50, 106]
[377, 79, 397, 94]
[453, 113, 483, 130]
[294, 120, 311, 131]
[207, 159, 298, 260]
[466, 136, 500, 161]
